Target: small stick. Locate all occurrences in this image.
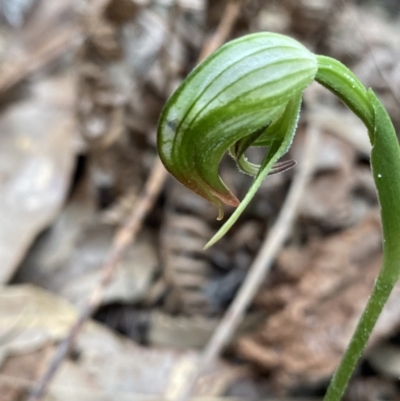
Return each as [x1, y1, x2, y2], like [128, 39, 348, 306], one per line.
[0, 27, 82, 94]
[174, 124, 320, 401]
[28, 158, 168, 401]
[198, 0, 243, 61]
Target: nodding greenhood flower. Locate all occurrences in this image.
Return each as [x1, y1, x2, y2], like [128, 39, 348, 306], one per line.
[157, 32, 318, 220]
[157, 30, 399, 254]
[157, 31, 400, 401]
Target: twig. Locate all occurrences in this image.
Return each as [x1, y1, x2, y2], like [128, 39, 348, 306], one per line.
[27, 158, 168, 401]
[28, 1, 245, 399]
[0, 26, 82, 94]
[174, 124, 320, 401]
[198, 0, 243, 61]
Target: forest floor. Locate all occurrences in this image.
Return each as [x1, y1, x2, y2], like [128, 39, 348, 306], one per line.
[1, 0, 400, 400]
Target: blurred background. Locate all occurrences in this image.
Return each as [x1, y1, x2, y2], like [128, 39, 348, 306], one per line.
[1, 0, 400, 400]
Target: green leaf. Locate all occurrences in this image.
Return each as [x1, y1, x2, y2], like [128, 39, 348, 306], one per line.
[157, 32, 318, 220]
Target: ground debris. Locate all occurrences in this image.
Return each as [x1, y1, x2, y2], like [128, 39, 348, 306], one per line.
[0, 285, 247, 401]
[235, 210, 400, 390]
[1, 0, 400, 399]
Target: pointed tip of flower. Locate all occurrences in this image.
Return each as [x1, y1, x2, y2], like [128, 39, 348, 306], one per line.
[215, 193, 240, 220]
[216, 192, 240, 208]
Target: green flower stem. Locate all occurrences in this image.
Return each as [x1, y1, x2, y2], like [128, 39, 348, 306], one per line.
[315, 56, 374, 130]
[323, 274, 393, 401]
[316, 56, 400, 401]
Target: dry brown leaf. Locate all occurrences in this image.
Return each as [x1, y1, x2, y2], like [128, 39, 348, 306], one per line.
[16, 179, 158, 307]
[236, 210, 400, 389]
[0, 0, 79, 94]
[149, 310, 265, 350]
[0, 345, 55, 401]
[0, 73, 76, 283]
[0, 285, 246, 400]
[290, 131, 369, 231]
[0, 285, 77, 365]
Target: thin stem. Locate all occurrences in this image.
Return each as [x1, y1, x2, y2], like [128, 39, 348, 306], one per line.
[316, 56, 400, 401]
[323, 274, 394, 401]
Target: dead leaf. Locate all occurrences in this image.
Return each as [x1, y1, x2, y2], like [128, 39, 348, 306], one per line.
[16, 179, 158, 307]
[0, 0, 79, 94]
[0, 285, 247, 400]
[149, 311, 265, 350]
[236, 211, 400, 389]
[291, 131, 369, 230]
[0, 73, 76, 282]
[0, 285, 76, 365]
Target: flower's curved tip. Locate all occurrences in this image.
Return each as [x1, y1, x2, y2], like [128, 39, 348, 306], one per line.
[215, 195, 240, 220]
[214, 192, 240, 220]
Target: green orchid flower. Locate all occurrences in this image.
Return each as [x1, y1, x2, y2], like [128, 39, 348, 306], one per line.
[157, 31, 400, 401]
[158, 33, 316, 222]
